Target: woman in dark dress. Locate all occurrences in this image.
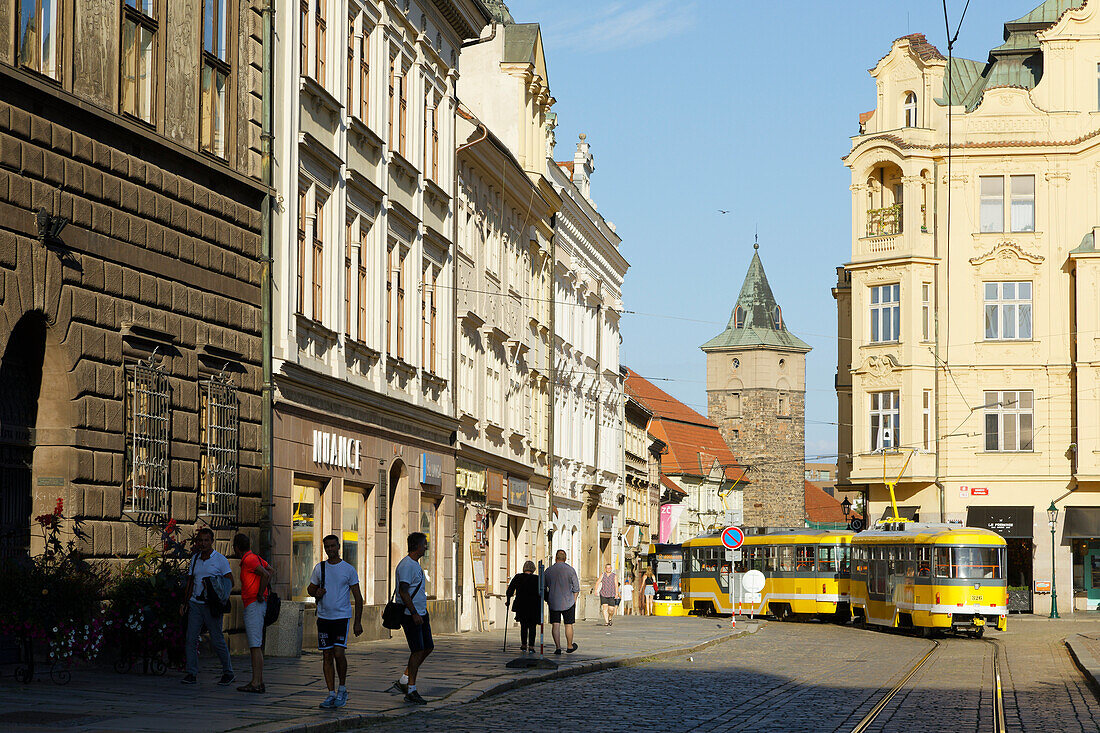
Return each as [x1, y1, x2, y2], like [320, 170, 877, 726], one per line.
[506, 560, 540, 654]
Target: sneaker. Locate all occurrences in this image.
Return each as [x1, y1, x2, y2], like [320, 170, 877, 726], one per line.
[392, 679, 409, 694]
[404, 690, 427, 705]
[218, 673, 236, 686]
[181, 674, 197, 685]
[319, 692, 337, 709]
[566, 643, 578, 653]
[334, 689, 348, 708]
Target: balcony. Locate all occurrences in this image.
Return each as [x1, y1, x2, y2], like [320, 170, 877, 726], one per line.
[867, 204, 902, 237]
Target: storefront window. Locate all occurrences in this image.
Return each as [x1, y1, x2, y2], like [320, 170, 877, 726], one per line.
[343, 488, 366, 584]
[292, 480, 324, 601]
[420, 497, 437, 598]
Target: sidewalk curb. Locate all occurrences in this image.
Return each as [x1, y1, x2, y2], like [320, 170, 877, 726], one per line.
[264, 622, 762, 733]
[1065, 634, 1100, 701]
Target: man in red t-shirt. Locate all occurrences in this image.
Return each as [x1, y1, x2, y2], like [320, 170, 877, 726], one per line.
[234, 533, 272, 693]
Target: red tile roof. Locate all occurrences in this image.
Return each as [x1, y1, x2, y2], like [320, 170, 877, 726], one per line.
[556, 161, 575, 176]
[624, 368, 747, 484]
[660, 475, 687, 496]
[805, 481, 859, 524]
[898, 33, 945, 62]
[859, 110, 875, 125]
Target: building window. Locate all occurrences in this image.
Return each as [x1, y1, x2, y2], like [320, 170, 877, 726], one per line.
[291, 480, 323, 601]
[421, 262, 438, 372]
[357, 221, 369, 341]
[778, 391, 790, 417]
[869, 283, 900, 343]
[388, 58, 395, 148]
[487, 350, 502, 425]
[984, 281, 1032, 340]
[312, 194, 324, 321]
[980, 175, 1035, 233]
[124, 356, 171, 518]
[399, 67, 408, 156]
[200, 0, 230, 158]
[342, 488, 366, 586]
[346, 14, 354, 106]
[1097, 63, 1100, 110]
[387, 243, 407, 358]
[16, 0, 60, 80]
[121, 1, 156, 123]
[199, 374, 239, 523]
[869, 390, 899, 451]
[984, 390, 1033, 452]
[903, 92, 917, 127]
[420, 497, 438, 597]
[921, 282, 931, 341]
[299, 1, 308, 76]
[344, 219, 354, 338]
[430, 104, 439, 180]
[359, 23, 370, 122]
[296, 187, 307, 314]
[459, 328, 476, 414]
[725, 392, 740, 417]
[314, 0, 326, 86]
[922, 389, 931, 451]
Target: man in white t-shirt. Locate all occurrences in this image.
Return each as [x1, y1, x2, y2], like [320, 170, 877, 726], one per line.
[179, 527, 234, 685]
[307, 534, 364, 709]
[391, 532, 432, 705]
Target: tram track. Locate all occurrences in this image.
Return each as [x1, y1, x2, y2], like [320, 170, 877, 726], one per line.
[848, 640, 939, 733]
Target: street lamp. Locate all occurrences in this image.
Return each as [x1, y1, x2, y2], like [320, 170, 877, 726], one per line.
[841, 497, 852, 520]
[1048, 500, 1060, 619]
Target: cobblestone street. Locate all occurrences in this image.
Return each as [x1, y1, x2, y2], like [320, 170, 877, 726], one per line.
[360, 616, 1100, 733]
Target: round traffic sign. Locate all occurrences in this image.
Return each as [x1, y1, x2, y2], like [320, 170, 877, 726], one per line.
[721, 526, 744, 550]
[742, 569, 766, 593]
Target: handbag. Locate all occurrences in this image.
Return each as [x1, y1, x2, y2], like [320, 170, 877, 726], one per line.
[382, 570, 423, 630]
[263, 591, 282, 626]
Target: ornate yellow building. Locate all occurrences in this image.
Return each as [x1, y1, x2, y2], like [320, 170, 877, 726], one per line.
[836, 2, 1100, 616]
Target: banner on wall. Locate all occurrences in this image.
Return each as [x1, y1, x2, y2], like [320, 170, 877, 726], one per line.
[487, 471, 505, 506]
[507, 476, 529, 508]
[658, 504, 685, 543]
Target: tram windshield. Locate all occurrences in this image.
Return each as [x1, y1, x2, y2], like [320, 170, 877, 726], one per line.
[933, 547, 1003, 579]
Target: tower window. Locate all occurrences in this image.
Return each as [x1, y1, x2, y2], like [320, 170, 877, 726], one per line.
[734, 305, 744, 328]
[773, 306, 782, 329]
[904, 92, 917, 127]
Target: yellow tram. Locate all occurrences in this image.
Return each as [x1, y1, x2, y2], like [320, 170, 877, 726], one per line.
[681, 530, 853, 619]
[848, 522, 1008, 636]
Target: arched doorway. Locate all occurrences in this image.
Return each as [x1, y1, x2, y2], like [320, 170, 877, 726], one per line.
[0, 314, 48, 558]
[388, 460, 409, 589]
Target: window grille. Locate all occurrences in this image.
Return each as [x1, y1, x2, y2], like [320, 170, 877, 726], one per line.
[125, 355, 170, 518]
[200, 373, 239, 523]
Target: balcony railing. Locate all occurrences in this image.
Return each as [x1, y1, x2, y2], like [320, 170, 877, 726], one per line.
[867, 204, 902, 237]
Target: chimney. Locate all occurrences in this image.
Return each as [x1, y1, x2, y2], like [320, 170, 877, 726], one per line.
[572, 133, 594, 201]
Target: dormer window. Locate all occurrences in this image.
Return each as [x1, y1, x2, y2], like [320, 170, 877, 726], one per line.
[904, 92, 917, 127]
[773, 306, 782, 329]
[734, 305, 745, 329]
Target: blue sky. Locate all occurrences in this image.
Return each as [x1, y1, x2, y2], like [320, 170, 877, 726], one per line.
[504, 0, 1044, 459]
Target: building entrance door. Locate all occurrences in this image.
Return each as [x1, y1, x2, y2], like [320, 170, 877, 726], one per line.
[1085, 542, 1100, 611]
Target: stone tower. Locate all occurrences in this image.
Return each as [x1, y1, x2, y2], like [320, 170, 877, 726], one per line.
[701, 245, 811, 529]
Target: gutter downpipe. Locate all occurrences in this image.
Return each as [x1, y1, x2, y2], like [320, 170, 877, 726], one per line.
[933, 158, 944, 522]
[259, 0, 276, 559]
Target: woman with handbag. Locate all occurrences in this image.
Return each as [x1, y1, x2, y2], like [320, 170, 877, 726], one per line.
[506, 561, 540, 654]
[643, 569, 657, 616]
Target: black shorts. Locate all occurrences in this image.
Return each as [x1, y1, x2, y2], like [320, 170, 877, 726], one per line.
[549, 605, 576, 625]
[317, 617, 350, 650]
[401, 612, 434, 652]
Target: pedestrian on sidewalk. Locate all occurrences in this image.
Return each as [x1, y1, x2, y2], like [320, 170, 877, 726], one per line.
[393, 532, 433, 705]
[506, 560, 540, 654]
[234, 533, 272, 693]
[179, 527, 234, 686]
[643, 569, 657, 615]
[622, 575, 634, 616]
[634, 566, 648, 616]
[307, 534, 364, 709]
[596, 564, 620, 626]
[544, 550, 579, 655]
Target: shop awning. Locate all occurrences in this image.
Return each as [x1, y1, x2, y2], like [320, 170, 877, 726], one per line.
[879, 505, 919, 521]
[966, 506, 1033, 538]
[1063, 507, 1100, 538]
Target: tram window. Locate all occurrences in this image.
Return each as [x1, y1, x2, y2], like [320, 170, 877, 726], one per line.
[765, 547, 778, 573]
[753, 547, 767, 572]
[687, 548, 701, 575]
[954, 547, 1001, 580]
[934, 547, 952, 577]
[778, 546, 794, 572]
[701, 549, 719, 574]
[918, 547, 931, 577]
[796, 546, 815, 571]
[817, 546, 837, 573]
[838, 546, 851, 573]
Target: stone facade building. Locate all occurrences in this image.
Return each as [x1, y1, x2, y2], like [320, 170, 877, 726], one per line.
[0, 1, 266, 567]
[271, 0, 489, 639]
[835, 1, 1100, 615]
[452, 16, 558, 631]
[623, 384, 658, 569]
[702, 246, 809, 529]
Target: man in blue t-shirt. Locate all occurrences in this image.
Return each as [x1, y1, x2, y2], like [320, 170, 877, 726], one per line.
[391, 532, 432, 705]
[307, 534, 364, 708]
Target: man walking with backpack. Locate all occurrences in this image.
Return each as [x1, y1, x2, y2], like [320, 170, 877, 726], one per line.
[392, 532, 432, 705]
[179, 527, 234, 685]
[234, 533, 272, 693]
[307, 534, 364, 708]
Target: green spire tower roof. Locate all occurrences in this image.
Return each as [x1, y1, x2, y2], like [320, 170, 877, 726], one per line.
[700, 246, 810, 353]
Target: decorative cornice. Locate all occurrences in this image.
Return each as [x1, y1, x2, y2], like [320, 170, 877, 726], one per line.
[969, 241, 1045, 267]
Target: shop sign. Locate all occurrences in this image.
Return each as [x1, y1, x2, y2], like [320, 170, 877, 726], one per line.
[457, 462, 486, 501]
[421, 452, 443, 487]
[312, 430, 361, 471]
[1035, 580, 1052, 593]
[508, 476, 529, 508]
[960, 485, 989, 497]
[487, 471, 505, 506]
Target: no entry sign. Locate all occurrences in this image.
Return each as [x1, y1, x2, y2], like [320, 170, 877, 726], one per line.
[721, 526, 744, 550]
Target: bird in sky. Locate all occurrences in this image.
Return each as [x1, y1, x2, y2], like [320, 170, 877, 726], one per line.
[718, 209, 729, 214]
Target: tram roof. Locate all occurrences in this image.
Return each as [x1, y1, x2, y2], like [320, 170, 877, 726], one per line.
[682, 528, 853, 546]
[853, 522, 1005, 545]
